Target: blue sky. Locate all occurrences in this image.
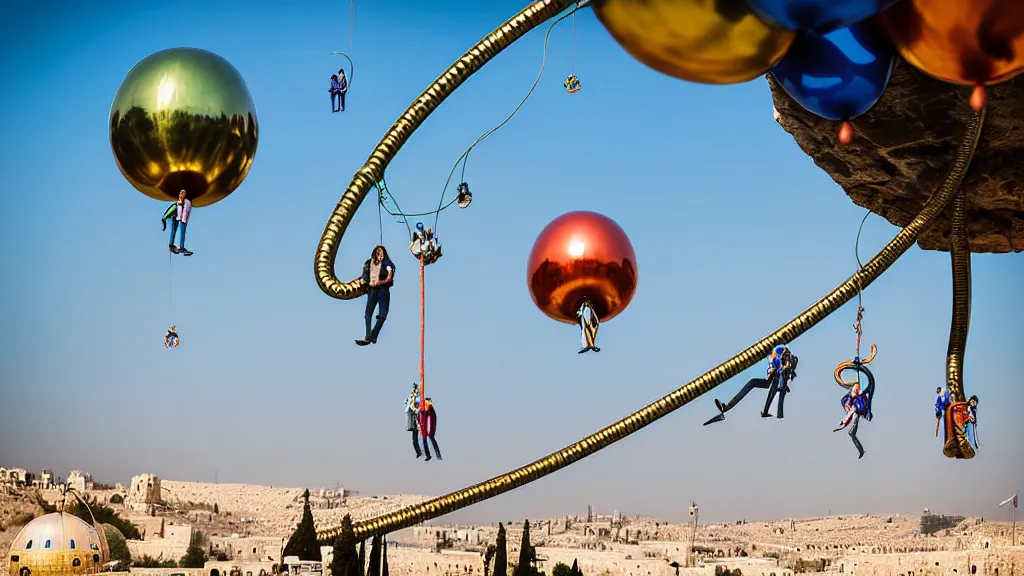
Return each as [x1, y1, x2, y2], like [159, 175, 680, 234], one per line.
[1, 0, 1020, 525]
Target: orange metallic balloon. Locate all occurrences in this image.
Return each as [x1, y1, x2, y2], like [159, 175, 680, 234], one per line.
[879, 0, 1024, 86]
[527, 211, 638, 325]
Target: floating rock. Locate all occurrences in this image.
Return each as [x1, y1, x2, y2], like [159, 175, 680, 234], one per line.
[769, 59, 1024, 253]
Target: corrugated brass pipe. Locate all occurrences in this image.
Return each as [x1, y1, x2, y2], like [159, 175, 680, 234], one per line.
[314, 97, 984, 541]
[943, 187, 975, 459]
[314, 0, 576, 299]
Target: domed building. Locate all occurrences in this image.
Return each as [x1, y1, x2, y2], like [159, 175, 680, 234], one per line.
[7, 512, 109, 576]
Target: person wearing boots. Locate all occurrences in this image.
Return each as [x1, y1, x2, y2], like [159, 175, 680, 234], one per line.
[418, 396, 442, 462]
[356, 245, 395, 346]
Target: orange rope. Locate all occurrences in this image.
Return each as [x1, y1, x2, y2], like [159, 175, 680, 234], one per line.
[419, 254, 426, 437]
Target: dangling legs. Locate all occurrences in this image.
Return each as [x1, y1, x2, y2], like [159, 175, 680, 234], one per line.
[849, 414, 865, 459]
[357, 291, 380, 345]
[761, 376, 786, 418]
[704, 377, 774, 425]
[577, 302, 600, 354]
[331, 92, 339, 112]
[369, 289, 390, 343]
[411, 428, 422, 458]
[422, 431, 432, 461]
[168, 219, 179, 253]
[340, 91, 346, 112]
[176, 222, 190, 255]
[428, 434, 442, 460]
[775, 383, 788, 419]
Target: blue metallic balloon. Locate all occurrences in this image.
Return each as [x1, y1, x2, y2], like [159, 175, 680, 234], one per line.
[745, 0, 902, 34]
[770, 21, 895, 122]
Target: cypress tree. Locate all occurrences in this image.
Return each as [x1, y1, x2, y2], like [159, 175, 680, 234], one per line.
[284, 489, 321, 561]
[513, 520, 532, 576]
[367, 535, 381, 576]
[357, 539, 366, 576]
[493, 523, 508, 576]
[329, 515, 359, 576]
[570, 558, 581, 576]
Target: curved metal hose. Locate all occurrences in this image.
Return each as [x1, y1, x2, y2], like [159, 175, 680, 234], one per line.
[943, 187, 975, 459]
[313, 98, 984, 542]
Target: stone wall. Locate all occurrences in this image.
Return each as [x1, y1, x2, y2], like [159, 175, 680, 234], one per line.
[127, 474, 163, 512]
[126, 524, 193, 562]
[832, 548, 1024, 576]
[207, 536, 284, 563]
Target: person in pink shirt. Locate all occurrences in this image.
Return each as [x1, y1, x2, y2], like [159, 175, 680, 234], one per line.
[161, 189, 193, 256]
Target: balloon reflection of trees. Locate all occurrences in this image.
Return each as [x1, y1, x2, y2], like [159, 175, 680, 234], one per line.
[529, 257, 638, 324]
[109, 106, 257, 206]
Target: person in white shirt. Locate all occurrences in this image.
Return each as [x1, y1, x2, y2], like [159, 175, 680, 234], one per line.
[163, 189, 193, 256]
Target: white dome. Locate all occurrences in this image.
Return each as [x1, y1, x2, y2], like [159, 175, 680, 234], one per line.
[9, 513, 102, 553]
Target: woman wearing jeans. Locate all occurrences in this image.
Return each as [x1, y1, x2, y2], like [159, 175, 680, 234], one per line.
[356, 245, 395, 345]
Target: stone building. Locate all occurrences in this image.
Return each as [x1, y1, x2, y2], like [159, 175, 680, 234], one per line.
[67, 471, 93, 493]
[126, 474, 162, 512]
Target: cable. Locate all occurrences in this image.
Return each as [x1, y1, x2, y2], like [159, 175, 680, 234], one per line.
[349, 0, 354, 55]
[429, 2, 586, 233]
[852, 209, 872, 392]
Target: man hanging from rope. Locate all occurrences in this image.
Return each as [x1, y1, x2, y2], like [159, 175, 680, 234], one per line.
[577, 300, 600, 354]
[418, 396, 442, 462]
[833, 376, 874, 459]
[161, 189, 193, 256]
[406, 383, 423, 458]
[703, 345, 797, 425]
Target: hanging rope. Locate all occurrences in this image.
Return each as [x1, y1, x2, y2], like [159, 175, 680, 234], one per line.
[418, 253, 426, 432]
[371, 3, 585, 245]
[431, 3, 584, 233]
[349, 0, 355, 55]
[853, 209, 872, 363]
[571, 7, 577, 74]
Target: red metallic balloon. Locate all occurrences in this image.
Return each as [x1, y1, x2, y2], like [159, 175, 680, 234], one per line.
[527, 211, 638, 325]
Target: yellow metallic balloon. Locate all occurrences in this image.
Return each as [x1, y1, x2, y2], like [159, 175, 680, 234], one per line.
[879, 0, 1024, 86]
[109, 48, 259, 208]
[592, 0, 797, 84]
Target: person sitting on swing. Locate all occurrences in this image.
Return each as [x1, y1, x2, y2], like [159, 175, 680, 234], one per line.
[330, 74, 342, 112]
[337, 68, 348, 112]
[356, 245, 395, 346]
[164, 325, 180, 348]
[418, 396, 442, 462]
[406, 383, 423, 458]
[834, 380, 873, 459]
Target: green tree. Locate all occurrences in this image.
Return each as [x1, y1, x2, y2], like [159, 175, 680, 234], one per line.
[570, 559, 582, 576]
[179, 545, 208, 568]
[551, 563, 572, 576]
[513, 520, 534, 576]
[214, 502, 220, 515]
[101, 524, 131, 569]
[367, 534, 381, 576]
[493, 523, 508, 576]
[66, 495, 142, 540]
[329, 515, 360, 576]
[134, 555, 176, 568]
[483, 544, 497, 576]
[283, 489, 321, 561]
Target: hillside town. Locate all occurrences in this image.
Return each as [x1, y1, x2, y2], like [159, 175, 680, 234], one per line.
[1, 467, 1021, 576]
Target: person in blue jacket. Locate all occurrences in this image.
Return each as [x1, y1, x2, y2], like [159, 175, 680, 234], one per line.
[703, 345, 797, 425]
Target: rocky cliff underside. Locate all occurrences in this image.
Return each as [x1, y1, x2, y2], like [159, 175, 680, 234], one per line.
[768, 59, 1024, 254]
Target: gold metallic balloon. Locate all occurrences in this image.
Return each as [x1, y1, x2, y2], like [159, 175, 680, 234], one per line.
[109, 48, 259, 208]
[879, 0, 1024, 86]
[592, 0, 797, 84]
[527, 211, 638, 325]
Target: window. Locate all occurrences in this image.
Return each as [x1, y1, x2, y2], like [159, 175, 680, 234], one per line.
[73, 559, 81, 567]
[10, 555, 19, 562]
[45, 540, 51, 549]
[26, 541, 32, 549]
[92, 554, 100, 563]
[70, 540, 76, 549]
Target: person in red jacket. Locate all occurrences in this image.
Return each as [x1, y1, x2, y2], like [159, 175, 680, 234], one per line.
[418, 397, 442, 462]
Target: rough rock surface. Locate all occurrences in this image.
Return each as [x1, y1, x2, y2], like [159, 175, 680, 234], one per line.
[769, 59, 1024, 253]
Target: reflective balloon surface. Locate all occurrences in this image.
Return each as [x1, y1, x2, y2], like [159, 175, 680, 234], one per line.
[771, 21, 895, 121]
[745, 0, 902, 33]
[527, 211, 638, 325]
[879, 0, 1024, 85]
[592, 0, 796, 84]
[110, 48, 259, 207]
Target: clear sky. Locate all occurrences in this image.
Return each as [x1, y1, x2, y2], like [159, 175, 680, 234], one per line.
[1, 0, 1021, 526]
